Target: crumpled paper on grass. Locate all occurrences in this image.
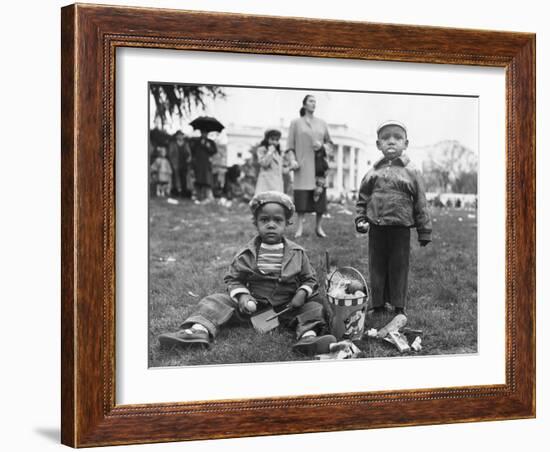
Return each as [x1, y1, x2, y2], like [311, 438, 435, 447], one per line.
[315, 340, 362, 360]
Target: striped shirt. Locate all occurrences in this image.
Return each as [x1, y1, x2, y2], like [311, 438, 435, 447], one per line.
[257, 242, 284, 275]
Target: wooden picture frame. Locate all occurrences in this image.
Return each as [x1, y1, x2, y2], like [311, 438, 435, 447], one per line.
[61, 3, 535, 447]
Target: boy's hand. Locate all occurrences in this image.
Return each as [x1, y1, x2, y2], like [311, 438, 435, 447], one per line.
[419, 240, 430, 247]
[356, 220, 370, 234]
[290, 289, 307, 309]
[237, 294, 257, 314]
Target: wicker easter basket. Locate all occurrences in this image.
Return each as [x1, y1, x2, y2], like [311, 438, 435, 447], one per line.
[326, 266, 369, 306]
[326, 266, 370, 340]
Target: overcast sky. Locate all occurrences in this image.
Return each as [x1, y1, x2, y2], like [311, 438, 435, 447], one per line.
[160, 86, 479, 151]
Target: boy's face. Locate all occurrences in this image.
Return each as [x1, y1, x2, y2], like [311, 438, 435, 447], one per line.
[255, 203, 287, 245]
[376, 125, 408, 160]
[158, 147, 167, 157]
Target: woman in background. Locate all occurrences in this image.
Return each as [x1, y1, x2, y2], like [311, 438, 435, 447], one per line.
[188, 129, 218, 202]
[286, 94, 332, 238]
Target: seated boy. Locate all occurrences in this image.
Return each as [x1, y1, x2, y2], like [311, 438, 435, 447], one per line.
[159, 191, 336, 355]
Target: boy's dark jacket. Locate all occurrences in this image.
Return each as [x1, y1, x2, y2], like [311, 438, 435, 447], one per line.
[223, 236, 317, 307]
[355, 154, 432, 242]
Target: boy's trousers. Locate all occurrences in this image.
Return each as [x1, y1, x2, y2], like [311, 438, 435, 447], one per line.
[368, 225, 411, 309]
[181, 293, 326, 339]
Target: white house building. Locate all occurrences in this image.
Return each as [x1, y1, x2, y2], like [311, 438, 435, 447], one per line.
[222, 122, 379, 197]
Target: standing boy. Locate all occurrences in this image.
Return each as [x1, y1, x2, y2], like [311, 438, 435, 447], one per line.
[355, 121, 432, 314]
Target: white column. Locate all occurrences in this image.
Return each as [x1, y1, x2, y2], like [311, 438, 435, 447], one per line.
[349, 146, 356, 191]
[336, 144, 343, 195]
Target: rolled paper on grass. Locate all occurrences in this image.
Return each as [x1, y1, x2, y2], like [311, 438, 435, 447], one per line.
[377, 314, 407, 338]
[384, 331, 411, 353]
[315, 340, 362, 360]
[411, 336, 422, 351]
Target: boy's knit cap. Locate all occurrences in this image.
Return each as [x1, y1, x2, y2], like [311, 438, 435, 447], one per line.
[249, 191, 295, 219]
[376, 120, 408, 136]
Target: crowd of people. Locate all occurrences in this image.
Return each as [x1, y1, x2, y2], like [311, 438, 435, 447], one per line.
[150, 93, 472, 239]
[149, 94, 332, 231]
[150, 121, 220, 202]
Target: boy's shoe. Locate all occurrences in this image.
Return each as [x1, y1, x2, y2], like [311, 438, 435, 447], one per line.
[394, 307, 406, 315]
[292, 334, 337, 356]
[370, 306, 386, 314]
[158, 329, 210, 348]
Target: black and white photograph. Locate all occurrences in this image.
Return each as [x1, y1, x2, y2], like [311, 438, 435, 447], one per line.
[149, 83, 479, 367]
[2, 0, 544, 450]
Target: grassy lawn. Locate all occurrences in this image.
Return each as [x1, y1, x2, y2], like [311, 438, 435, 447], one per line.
[148, 198, 477, 367]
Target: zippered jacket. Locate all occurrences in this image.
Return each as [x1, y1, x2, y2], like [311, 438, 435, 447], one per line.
[355, 154, 432, 242]
[223, 236, 318, 306]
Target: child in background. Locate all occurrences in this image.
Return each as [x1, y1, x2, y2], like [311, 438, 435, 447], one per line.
[355, 121, 432, 314]
[255, 129, 285, 194]
[150, 146, 173, 197]
[159, 191, 336, 355]
[223, 164, 243, 200]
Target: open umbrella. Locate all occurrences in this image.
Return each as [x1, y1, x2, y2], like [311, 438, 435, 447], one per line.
[189, 116, 225, 133]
